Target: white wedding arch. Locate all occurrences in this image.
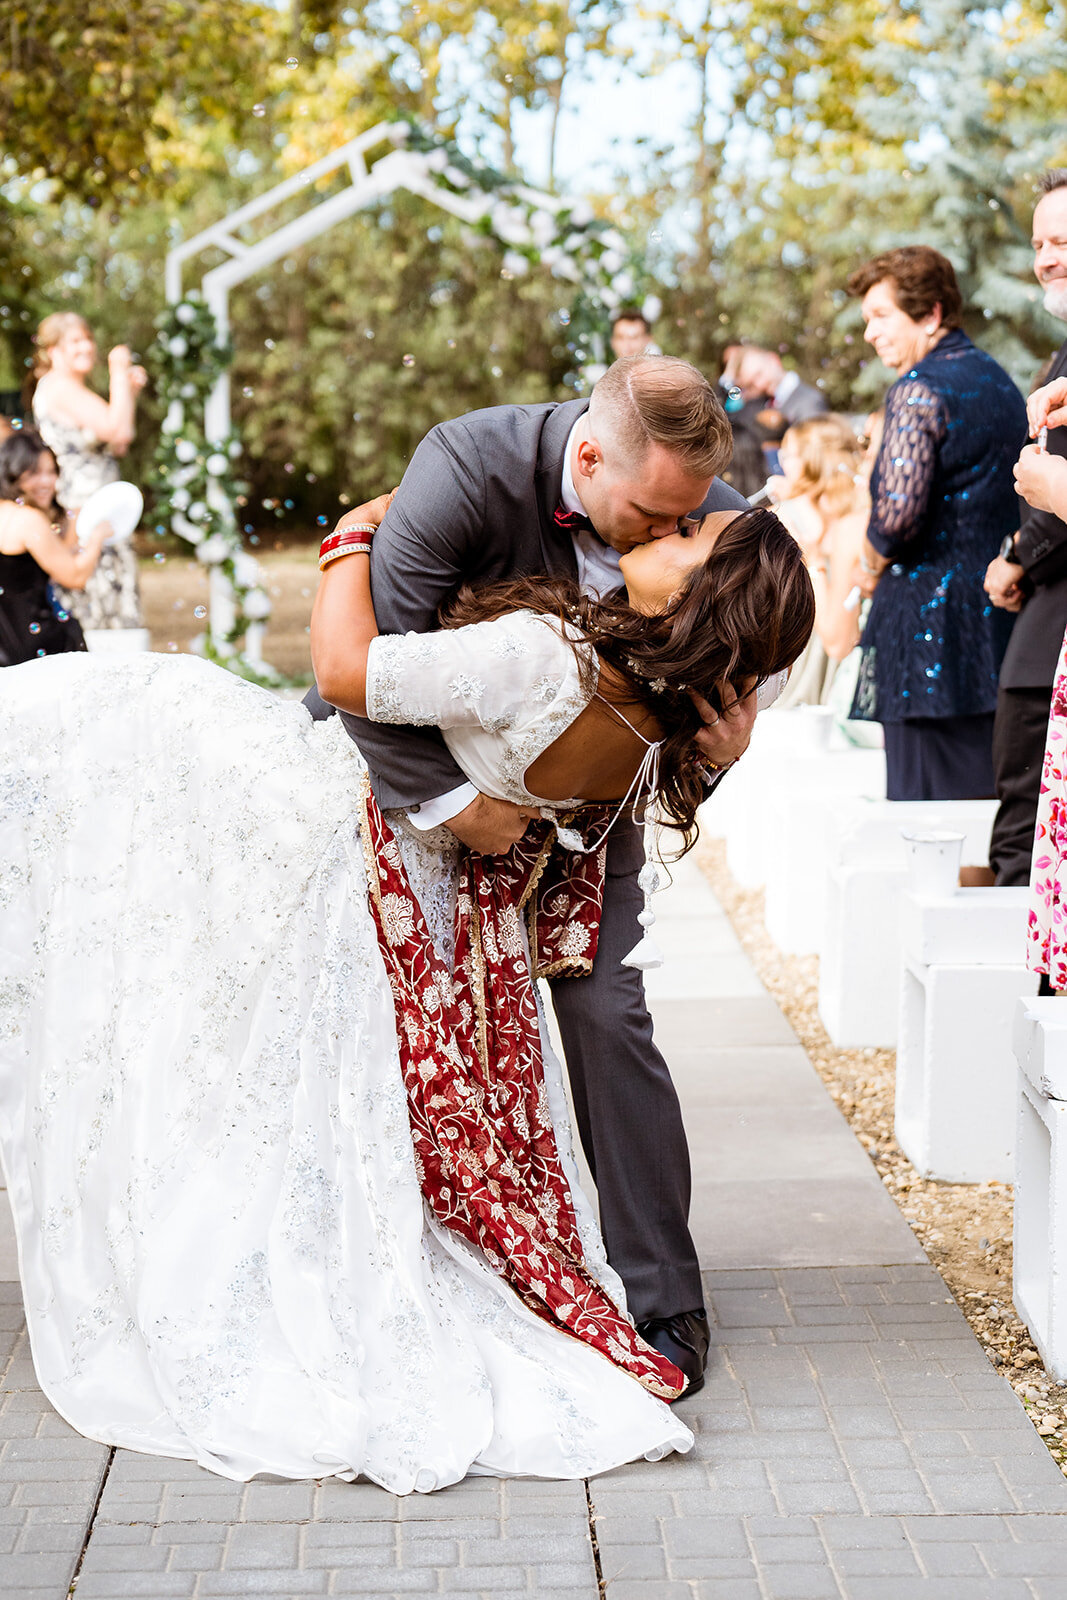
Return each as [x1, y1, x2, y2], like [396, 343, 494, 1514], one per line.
[157, 121, 641, 681]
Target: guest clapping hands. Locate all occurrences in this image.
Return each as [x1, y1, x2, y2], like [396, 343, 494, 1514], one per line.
[1015, 377, 1067, 514]
[32, 313, 147, 635]
[0, 430, 106, 665]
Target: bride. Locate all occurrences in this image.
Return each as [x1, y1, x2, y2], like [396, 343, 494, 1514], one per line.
[0, 497, 812, 1491]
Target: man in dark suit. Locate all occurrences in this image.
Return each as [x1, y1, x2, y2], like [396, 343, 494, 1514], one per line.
[736, 346, 829, 427]
[985, 170, 1067, 891]
[306, 356, 750, 1392]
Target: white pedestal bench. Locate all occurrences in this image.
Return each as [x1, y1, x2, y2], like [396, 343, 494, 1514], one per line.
[1013, 998, 1067, 1381]
[710, 708, 885, 894]
[763, 747, 886, 956]
[83, 627, 151, 653]
[817, 799, 997, 1049]
[895, 888, 1034, 1182]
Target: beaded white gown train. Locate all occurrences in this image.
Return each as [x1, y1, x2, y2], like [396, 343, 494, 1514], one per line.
[0, 639, 693, 1489]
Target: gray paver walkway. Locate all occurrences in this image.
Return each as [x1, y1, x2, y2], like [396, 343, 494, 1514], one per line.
[3, 852, 1067, 1597]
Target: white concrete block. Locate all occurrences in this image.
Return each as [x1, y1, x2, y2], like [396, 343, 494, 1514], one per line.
[1014, 996, 1067, 1102]
[829, 797, 997, 870]
[83, 627, 151, 653]
[1012, 1000, 1067, 1381]
[722, 733, 885, 894]
[763, 750, 886, 957]
[817, 800, 997, 1049]
[900, 887, 1031, 967]
[895, 939, 1035, 1183]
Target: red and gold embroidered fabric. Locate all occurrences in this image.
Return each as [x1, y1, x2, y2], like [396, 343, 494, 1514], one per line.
[359, 788, 685, 1402]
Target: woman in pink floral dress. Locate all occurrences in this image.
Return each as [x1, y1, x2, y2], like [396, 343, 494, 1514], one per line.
[1017, 381, 1067, 986]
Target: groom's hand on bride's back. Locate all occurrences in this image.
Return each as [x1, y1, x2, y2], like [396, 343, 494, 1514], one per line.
[445, 794, 533, 855]
[691, 676, 758, 770]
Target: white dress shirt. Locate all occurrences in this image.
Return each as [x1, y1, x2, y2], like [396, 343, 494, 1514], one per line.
[409, 416, 621, 830]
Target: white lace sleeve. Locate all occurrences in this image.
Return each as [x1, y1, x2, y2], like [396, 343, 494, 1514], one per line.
[365, 610, 590, 733]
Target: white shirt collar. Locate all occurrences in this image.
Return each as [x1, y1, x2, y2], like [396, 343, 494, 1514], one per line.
[773, 369, 800, 409]
[559, 414, 622, 597]
[560, 414, 587, 515]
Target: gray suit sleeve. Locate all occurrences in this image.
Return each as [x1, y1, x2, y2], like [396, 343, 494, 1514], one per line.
[329, 420, 489, 810]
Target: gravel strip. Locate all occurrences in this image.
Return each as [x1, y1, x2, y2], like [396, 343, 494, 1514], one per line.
[697, 836, 1067, 1474]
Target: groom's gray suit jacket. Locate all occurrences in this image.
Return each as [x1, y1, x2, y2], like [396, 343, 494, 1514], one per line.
[307, 396, 746, 809]
[306, 396, 746, 1324]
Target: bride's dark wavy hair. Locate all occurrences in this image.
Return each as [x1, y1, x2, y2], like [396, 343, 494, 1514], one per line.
[441, 507, 815, 852]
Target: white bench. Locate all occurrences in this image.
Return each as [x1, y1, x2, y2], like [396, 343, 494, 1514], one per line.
[763, 749, 886, 956]
[817, 799, 997, 1048]
[83, 628, 152, 653]
[708, 708, 884, 894]
[1013, 998, 1067, 1381]
[895, 888, 1034, 1182]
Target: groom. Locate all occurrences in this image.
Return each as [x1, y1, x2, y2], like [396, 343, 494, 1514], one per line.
[307, 355, 752, 1393]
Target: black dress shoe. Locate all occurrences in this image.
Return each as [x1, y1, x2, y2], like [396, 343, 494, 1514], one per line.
[636, 1308, 710, 1398]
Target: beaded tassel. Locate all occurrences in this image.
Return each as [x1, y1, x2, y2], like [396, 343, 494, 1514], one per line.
[621, 861, 664, 971]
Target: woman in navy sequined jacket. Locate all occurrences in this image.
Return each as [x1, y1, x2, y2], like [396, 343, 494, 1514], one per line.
[847, 246, 1026, 800]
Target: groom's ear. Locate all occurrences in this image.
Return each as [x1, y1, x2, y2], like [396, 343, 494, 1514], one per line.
[574, 437, 602, 482]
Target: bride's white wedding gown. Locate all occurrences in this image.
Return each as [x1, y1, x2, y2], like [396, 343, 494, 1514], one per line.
[0, 612, 693, 1489]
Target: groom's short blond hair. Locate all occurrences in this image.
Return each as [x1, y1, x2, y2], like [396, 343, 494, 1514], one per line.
[589, 355, 732, 480]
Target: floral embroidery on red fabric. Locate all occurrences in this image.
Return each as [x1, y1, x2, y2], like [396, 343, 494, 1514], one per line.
[359, 788, 685, 1402]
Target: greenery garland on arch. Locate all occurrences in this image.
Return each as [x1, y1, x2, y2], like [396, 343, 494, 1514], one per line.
[399, 121, 652, 369]
[148, 295, 289, 686]
[151, 125, 648, 682]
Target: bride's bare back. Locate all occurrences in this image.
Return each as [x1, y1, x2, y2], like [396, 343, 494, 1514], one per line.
[524, 665, 663, 803]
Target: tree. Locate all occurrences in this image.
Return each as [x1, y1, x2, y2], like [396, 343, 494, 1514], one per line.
[0, 2, 270, 200]
[623, 0, 1067, 401]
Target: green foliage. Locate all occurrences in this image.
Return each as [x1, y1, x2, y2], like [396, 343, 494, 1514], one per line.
[5, 0, 1067, 522]
[627, 0, 1067, 402]
[0, 2, 269, 200]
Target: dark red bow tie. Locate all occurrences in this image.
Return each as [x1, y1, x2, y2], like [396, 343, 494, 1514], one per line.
[554, 503, 594, 535]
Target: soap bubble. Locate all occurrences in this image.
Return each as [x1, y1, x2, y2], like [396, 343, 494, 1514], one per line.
[286, 56, 298, 69]
[401, 353, 416, 367]
[316, 514, 328, 525]
[167, 641, 179, 652]
[154, 552, 167, 563]
[252, 104, 266, 117]
[648, 228, 663, 243]
[28, 621, 41, 634]
[194, 605, 207, 619]
[242, 386, 254, 397]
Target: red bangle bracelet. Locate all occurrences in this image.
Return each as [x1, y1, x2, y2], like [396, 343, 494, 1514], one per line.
[319, 524, 377, 561]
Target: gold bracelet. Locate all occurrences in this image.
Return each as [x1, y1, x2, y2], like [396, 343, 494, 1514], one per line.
[319, 543, 372, 571]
